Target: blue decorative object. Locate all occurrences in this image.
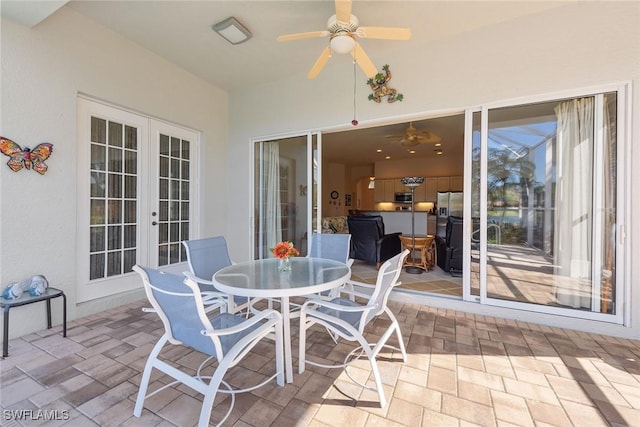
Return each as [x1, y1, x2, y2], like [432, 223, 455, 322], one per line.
[2, 275, 49, 299]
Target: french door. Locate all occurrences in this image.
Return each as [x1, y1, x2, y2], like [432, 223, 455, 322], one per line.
[77, 98, 199, 302]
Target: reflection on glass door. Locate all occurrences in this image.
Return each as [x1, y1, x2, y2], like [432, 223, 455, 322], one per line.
[471, 91, 621, 319]
[254, 135, 313, 259]
[156, 132, 191, 266]
[88, 116, 139, 280]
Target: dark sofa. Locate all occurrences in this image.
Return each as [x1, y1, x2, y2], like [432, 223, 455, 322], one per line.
[347, 215, 402, 269]
[435, 215, 464, 275]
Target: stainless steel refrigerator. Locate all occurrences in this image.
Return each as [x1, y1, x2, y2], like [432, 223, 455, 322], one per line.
[436, 192, 463, 237]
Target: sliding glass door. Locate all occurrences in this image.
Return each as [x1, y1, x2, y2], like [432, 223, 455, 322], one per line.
[253, 133, 319, 259]
[469, 88, 625, 321]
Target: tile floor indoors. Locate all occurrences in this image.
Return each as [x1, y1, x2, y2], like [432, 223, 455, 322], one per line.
[1, 290, 639, 427]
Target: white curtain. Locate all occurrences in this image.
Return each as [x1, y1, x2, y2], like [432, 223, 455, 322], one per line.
[554, 98, 593, 308]
[265, 141, 282, 253]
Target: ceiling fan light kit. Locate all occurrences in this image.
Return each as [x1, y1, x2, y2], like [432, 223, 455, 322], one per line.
[330, 33, 356, 54]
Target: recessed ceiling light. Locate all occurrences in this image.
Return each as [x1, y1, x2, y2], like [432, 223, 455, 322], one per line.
[376, 149, 382, 153]
[385, 156, 391, 159]
[435, 143, 442, 147]
[409, 150, 416, 154]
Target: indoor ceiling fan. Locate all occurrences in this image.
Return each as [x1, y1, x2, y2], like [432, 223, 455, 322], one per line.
[277, 0, 411, 79]
[386, 122, 443, 147]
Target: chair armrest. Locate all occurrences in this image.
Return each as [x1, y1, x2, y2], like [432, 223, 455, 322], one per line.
[378, 233, 402, 261]
[201, 309, 281, 337]
[338, 280, 374, 299]
[302, 297, 372, 314]
[183, 270, 215, 286]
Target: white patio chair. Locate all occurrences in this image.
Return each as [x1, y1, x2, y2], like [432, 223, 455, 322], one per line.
[132, 266, 284, 427]
[183, 236, 250, 315]
[298, 249, 409, 408]
[307, 232, 354, 300]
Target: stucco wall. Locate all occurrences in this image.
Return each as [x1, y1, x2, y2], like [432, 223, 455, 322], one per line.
[227, 2, 640, 338]
[0, 7, 229, 338]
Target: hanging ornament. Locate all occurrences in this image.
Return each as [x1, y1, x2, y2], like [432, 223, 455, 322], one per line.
[367, 64, 404, 103]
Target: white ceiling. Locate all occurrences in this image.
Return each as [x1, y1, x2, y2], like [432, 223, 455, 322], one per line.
[2, 0, 568, 166]
[59, 0, 567, 93]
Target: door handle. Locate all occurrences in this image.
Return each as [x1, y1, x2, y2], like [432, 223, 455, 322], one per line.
[152, 221, 157, 226]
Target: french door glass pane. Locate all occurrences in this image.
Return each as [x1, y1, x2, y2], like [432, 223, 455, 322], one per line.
[89, 116, 138, 279]
[479, 94, 617, 314]
[157, 133, 190, 266]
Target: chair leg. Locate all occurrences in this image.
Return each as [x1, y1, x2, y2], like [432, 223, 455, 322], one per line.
[199, 365, 228, 427]
[298, 312, 307, 374]
[357, 335, 387, 408]
[386, 308, 407, 362]
[274, 318, 285, 386]
[134, 336, 168, 417]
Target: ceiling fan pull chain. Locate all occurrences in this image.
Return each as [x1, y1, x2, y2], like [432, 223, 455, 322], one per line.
[352, 57, 358, 126]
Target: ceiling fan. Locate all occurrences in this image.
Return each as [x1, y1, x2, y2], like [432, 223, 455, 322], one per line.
[386, 122, 443, 147]
[277, 0, 411, 79]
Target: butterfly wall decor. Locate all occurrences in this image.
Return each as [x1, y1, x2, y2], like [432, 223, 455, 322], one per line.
[0, 136, 54, 174]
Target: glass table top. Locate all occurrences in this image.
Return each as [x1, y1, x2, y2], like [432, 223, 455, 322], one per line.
[213, 257, 350, 297]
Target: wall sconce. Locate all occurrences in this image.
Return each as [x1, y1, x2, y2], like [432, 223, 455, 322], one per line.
[368, 177, 375, 189]
[212, 17, 252, 45]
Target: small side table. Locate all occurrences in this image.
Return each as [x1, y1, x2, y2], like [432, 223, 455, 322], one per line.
[399, 235, 436, 271]
[1, 287, 66, 357]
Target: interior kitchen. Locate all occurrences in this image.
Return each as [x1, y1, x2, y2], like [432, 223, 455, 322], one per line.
[321, 113, 465, 238]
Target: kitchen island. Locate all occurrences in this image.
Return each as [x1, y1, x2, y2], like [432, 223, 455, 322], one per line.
[361, 210, 436, 235]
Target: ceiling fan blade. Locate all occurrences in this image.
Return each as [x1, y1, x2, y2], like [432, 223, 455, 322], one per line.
[351, 43, 377, 78]
[402, 139, 420, 147]
[335, 0, 352, 23]
[308, 46, 332, 79]
[277, 31, 329, 42]
[418, 131, 443, 144]
[356, 26, 411, 40]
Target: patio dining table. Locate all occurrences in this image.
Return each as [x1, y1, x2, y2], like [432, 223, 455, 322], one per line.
[213, 257, 350, 383]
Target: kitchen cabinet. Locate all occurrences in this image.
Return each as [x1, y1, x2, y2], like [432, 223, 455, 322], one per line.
[384, 180, 396, 201]
[394, 179, 407, 194]
[374, 179, 396, 202]
[437, 176, 451, 192]
[425, 178, 437, 201]
[357, 177, 375, 210]
[374, 175, 462, 202]
[374, 179, 385, 202]
[413, 182, 427, 202]
[450, 175, 464, 191]
[427, 214, 437, 235]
